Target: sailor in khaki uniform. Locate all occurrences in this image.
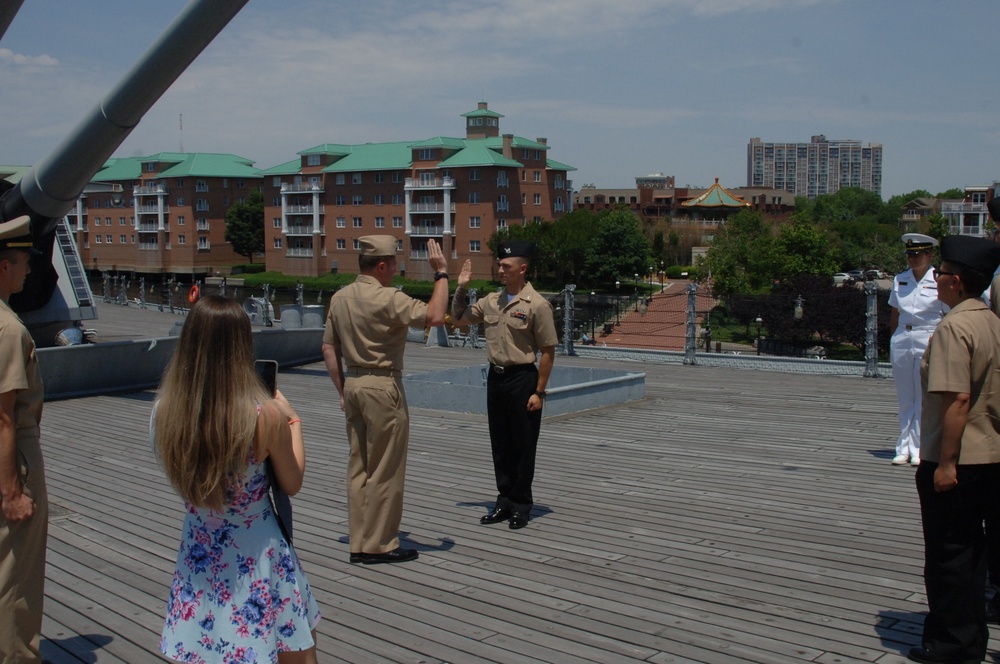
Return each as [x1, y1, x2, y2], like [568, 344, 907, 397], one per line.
[911, 235, 1000, 664]
[0, 216, 47, 663]
[451, 240, 558, 530]
[888, 233, 946, 466]
[321, 236, 449, 565]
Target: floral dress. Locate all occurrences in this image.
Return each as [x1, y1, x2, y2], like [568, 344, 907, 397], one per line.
[159, 450, 321, 663]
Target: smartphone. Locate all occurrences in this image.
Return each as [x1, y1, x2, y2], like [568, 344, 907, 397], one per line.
[255, 359, 278, 396]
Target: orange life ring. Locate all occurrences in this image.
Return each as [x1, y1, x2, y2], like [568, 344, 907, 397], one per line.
[188, 284, 200, 303]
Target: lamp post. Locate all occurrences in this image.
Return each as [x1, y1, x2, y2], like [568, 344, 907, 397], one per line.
[633, 273, 639, 311]
[590, 292, 596, 338]
[794, 294, 804, 321]
[615, 281, 620, 324]
[660, 261, 665, 293]
[648, 266, 654, 297]
[754, 316, 763, 356]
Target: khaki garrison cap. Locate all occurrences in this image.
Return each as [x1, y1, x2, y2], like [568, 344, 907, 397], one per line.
[358, 235, 398, 257]
[0, 215, 42, 255]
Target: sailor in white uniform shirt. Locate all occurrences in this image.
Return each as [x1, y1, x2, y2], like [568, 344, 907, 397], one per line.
[888, 233, 947, 466]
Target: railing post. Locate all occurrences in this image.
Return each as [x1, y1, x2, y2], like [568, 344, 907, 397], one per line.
[864, 281, 879, 378]
[684, 282, 697, 365]
[563, 284, 576, 356]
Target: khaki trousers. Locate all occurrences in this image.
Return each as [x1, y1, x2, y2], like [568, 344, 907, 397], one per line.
[0, 431, 47, 664]
[343, 375, 408, 554]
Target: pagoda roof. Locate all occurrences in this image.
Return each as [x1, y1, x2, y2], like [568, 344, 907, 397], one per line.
[681, 178, 749, 208]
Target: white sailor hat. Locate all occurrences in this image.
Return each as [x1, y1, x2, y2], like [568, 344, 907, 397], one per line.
[901, 233, 937, 253]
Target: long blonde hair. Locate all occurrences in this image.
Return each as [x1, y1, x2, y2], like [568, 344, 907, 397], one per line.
[154, 296, 270, 509]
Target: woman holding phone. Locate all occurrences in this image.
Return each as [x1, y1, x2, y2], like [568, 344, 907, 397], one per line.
[153, 296, 320, 664]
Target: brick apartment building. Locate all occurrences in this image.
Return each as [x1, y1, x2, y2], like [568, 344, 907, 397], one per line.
[261, 103, 575, 280]
[69, 152, 262, 276]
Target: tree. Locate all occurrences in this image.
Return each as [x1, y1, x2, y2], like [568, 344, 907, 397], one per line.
[936, 187, 964, 200]
[703, 209, 780, 296]
[774, 217, 839, 281]
[224, 190, 265, 263]
[583, 208, 652, 287]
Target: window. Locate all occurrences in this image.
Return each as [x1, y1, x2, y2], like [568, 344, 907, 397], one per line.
[375, 217, 385, 228]
[418, 148, 436, 160]
[498, 195, 509, 212]
[469, 169, 480, 181]
[177, 196, 185, 206]
[470, 240, 481, 252]
[177, 235, 186, 245]
[534, 171, 541, 183]
[374, 172, 384, 183]
[352, 195, 362, 206]
[335, 174, 345, 185]
[95, 235, 102, 243]
[106, 234, 112, 243]
[273, 218, 281, 228]
[534, 193, 541, 205]
[196, 199, 208, 211]
[198, 237, 210, 250]
[391, 194, 403, 205]
[236, 180, 245, 188]
[222, 178, 229, 188]
[374, 194, 384, 206]
[120, 235, 127, 243]
[197, 218, 209, 231]
[196, 179, 207, 192]
[337, 238, 346, 249]
[469, 216, 480, 228]
[392, 171, 403, 183]
[119, 217, 126, 226]
[306, 154, 321, 166]
[352, 173, 362, 184]
[335, 195, 345, 206]
[353, 217, 362, 228]
[336, 217, 346, 228]
[353, 239, 361, 250]
[522, 193, 527, 205]
[272, 176, 282, 187]
[131, 234, 135, 243]
[521, 170, 526, 182]
[522, 149, 531, 160]
[176, 216, 185, 225]
[273, 237, 282, 248]
[145, 162, 156, 172]
[497, 171, 508, 188]
[94, 218, 101, 227]
[469, 192, 480, 204]
[392, 216, 402, 228]
[554, 175, 564, 188]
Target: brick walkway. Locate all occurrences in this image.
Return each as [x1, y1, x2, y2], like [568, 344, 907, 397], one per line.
[594, 281, 717, 351]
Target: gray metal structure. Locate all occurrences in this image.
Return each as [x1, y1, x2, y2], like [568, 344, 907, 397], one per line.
[0, 0, 249, 345]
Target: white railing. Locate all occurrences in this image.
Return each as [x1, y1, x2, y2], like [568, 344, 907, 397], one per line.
[941, 202, 987, 213]
[496, 202, 509, 212]
[408, 203, 454, 213]
[197, 222, 210, 231]
[133, 186, 168, 195]
[138, 243, 159, 251]
[287, 247, 314, 257]
[404, 177, 455, 189]
[286, 204, 324, 214]
[409, 250, 429, 260]
[411, 225, 443, 235]
[282, 183, 325, 193]
[136, 205, 168, 214]
[285, 225, 316, 235]
[137, 223, 161, 233]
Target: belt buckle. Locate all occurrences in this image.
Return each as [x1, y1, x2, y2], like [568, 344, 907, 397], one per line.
[493, 364, 505, 374]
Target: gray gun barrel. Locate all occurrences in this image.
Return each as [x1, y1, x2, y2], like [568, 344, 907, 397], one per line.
[0, 1, 26, 43]
[1, 0, 247, 310]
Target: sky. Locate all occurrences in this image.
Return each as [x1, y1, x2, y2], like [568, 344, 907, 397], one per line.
[1, 0, 997, 201]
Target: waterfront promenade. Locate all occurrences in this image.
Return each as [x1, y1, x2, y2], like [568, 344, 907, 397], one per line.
[35, 303, 997, 663]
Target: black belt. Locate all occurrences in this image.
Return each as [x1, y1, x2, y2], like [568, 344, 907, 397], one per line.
[489, 363, 536, 375]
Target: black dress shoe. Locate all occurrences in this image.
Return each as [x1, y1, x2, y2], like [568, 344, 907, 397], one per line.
[349, 553, 363, 564]
[509, 512, 529, 529]
[480, 507, 511, 524]
[907, 645, 981, 664]
[360, 548, 419, 565]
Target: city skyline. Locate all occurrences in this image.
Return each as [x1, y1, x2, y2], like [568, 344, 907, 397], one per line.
[2, 0, 997, 201]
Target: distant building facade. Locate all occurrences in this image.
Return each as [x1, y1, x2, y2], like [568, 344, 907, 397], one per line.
[940, 183, 999, 237]
[261, 103, 575, 280]
[68, 152, 262, 276]
[747, 135, 883, 199]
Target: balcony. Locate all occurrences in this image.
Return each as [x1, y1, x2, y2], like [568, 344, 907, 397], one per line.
[286, 225, 319, 236]
[408, 202, 455, 213]
[286, 204, 325, 215]
[138, 243, 160, 251]
[197, 222, 210, 232]
[941, 202, 987, 214]
[404, 177, 455, 190]
[134, 186, 168, 196]
[65, 207, 88, 216]
[410, 225, 443, 236]
[137, 223, 162, 233]
[286, 247, 314, 258]
[496, 202, 509, 212]
[282, 183, 325, 193]
[409, 250, 429, 260]
[137, 205, 168, 214]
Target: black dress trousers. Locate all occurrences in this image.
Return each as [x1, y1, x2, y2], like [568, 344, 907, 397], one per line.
[486, 364, 541, 516]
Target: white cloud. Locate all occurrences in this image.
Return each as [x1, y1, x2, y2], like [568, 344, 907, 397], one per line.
[0, 48, 57, 66]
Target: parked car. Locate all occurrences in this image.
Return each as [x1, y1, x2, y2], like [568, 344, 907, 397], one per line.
[865, 269, 887, 280]
[846, 269, 864, 281]
[832, 272, 854, 285]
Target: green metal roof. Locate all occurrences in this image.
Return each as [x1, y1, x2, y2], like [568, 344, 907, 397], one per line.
[93, 153, 260, 180]
[257, 159, 303, 176]
[300, 144, 353, 156]
[681, 178, 749, 207]
[461, 106, 504, 119]
[321, 141, 414, 173]
[546, 158, 576, 172]
[439, 142, 523, 168]
[408, 136, 467, 149]
[480, 135, 550, 151]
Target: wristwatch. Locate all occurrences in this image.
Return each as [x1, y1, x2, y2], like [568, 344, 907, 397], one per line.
[534, 390, 547, 399]
[433, 272, 449, 281]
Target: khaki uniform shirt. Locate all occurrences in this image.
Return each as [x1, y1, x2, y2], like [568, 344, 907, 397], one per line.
[920, 297, 1000, 464]
[464, 282, 558, 366]
[0, 298, 43, 438]
[323, 275, 428, 370]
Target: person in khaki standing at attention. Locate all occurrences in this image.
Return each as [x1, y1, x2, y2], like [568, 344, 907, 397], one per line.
[0, 216, 46, 664]
[450, 240, 557, 530]
[321, 236, 449, 564]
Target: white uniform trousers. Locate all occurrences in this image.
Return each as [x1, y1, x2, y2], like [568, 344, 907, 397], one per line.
[892, 349, 923, 460]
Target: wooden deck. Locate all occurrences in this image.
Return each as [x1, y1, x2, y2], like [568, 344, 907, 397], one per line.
[34, 304, 1000, 663]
